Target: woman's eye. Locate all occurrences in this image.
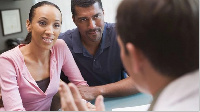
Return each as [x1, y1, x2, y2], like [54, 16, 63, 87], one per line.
[54, 23, 60, 28]
[94, 14, 100, 19]
[94, 15, 99, 18]
[39, 21, 46, 26]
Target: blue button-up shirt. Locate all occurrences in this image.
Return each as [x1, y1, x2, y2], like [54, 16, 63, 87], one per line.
[59, 23, 126, 86]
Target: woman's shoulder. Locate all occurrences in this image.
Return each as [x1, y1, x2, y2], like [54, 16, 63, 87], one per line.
[54, 39, 66, 46]
[52, 39, 70, 54]
[0, 46, 20, 59]
[0, 46, 23, 69]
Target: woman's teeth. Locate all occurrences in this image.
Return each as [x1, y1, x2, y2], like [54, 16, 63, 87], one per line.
[43, 38, 53, 43]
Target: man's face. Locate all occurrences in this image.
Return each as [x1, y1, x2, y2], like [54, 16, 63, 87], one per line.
[73, 2, 104, 42]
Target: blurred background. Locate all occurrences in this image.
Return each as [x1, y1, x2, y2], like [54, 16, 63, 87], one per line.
[0, 0, 122, 53]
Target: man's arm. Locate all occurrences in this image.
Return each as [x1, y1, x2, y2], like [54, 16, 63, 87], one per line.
[78, 76, 139, 101]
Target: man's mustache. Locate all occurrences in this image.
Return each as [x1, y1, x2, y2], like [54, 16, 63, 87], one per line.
[87, 28, 101, 33]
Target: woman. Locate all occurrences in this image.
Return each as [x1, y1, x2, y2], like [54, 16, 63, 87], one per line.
[0, 85, 4, 111]
[0, 1, 88, 111]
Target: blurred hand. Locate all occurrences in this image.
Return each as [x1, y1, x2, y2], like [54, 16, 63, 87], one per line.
[77, 85, 101, 101]
[81, 99, 96, 111]
[59, 82, 105, 111]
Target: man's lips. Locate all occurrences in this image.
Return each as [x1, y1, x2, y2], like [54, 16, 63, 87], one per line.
[88, 31, 97, 34]
[87, 29, 101, 34]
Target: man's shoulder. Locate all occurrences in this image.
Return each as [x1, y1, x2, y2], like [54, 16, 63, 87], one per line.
[104, 22, 117, 41]
[105, 22, 116, 30]
[105, 22, 117, 35]
[59, 28, 79, 39]
[59, 28, 79, 45]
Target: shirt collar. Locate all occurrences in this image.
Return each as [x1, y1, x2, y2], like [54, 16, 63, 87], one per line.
[72, 28, 84, 53]
[100, 23, 111, 49]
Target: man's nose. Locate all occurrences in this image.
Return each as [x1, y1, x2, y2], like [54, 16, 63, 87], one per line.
[88, 18, 96, 29]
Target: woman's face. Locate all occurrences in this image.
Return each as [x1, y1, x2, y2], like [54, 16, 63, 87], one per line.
[27, 5, 62, 50]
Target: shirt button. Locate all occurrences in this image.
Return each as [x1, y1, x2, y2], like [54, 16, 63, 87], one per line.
[94, 60, 95, 62]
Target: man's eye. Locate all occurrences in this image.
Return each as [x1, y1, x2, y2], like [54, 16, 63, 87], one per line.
[80, 18, 87, 22]
[39, 21, 46, 26]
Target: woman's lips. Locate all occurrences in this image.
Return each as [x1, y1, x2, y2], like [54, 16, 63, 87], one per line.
[42, 37, 54, 44]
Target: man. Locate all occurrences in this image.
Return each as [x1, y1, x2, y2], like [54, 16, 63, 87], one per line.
[59, 0, 199, 111]
[59, 0, 138, 100]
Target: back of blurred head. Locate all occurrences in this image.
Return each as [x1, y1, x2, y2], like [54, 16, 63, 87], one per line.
[116, 0, 199, 78]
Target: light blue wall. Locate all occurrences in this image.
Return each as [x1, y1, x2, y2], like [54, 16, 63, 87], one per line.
[0, 0, 35, 52]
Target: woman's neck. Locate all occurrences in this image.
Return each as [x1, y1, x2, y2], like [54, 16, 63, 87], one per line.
[20, 43, 50, 64]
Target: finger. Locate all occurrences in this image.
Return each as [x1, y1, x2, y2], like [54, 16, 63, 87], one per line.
[59, 82, 72, 111]
[59, 82, 67, 109]
[59, 82, 78, 111]
[95, 95, 105, 111]
[87, 102, 96, 110]
[68, 83, 88, 111]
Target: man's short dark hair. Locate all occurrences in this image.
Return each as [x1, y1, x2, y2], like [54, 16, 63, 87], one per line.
[71, 0, 103, 16]
[116, 0, 199, 77]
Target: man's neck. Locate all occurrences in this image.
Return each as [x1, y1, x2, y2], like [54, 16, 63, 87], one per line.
[81, 39, 101, 56]
[141, 60, 177, 96]
[149, 72, 176, 97]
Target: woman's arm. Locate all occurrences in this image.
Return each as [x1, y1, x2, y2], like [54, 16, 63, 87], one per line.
[0, 57, 25, 111]
[0, 85, 4, 108]
[59, 40, 87, 86]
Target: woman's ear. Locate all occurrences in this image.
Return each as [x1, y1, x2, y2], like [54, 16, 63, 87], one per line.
[26, 19, 31, 32]
[126, 43, 144, 74]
